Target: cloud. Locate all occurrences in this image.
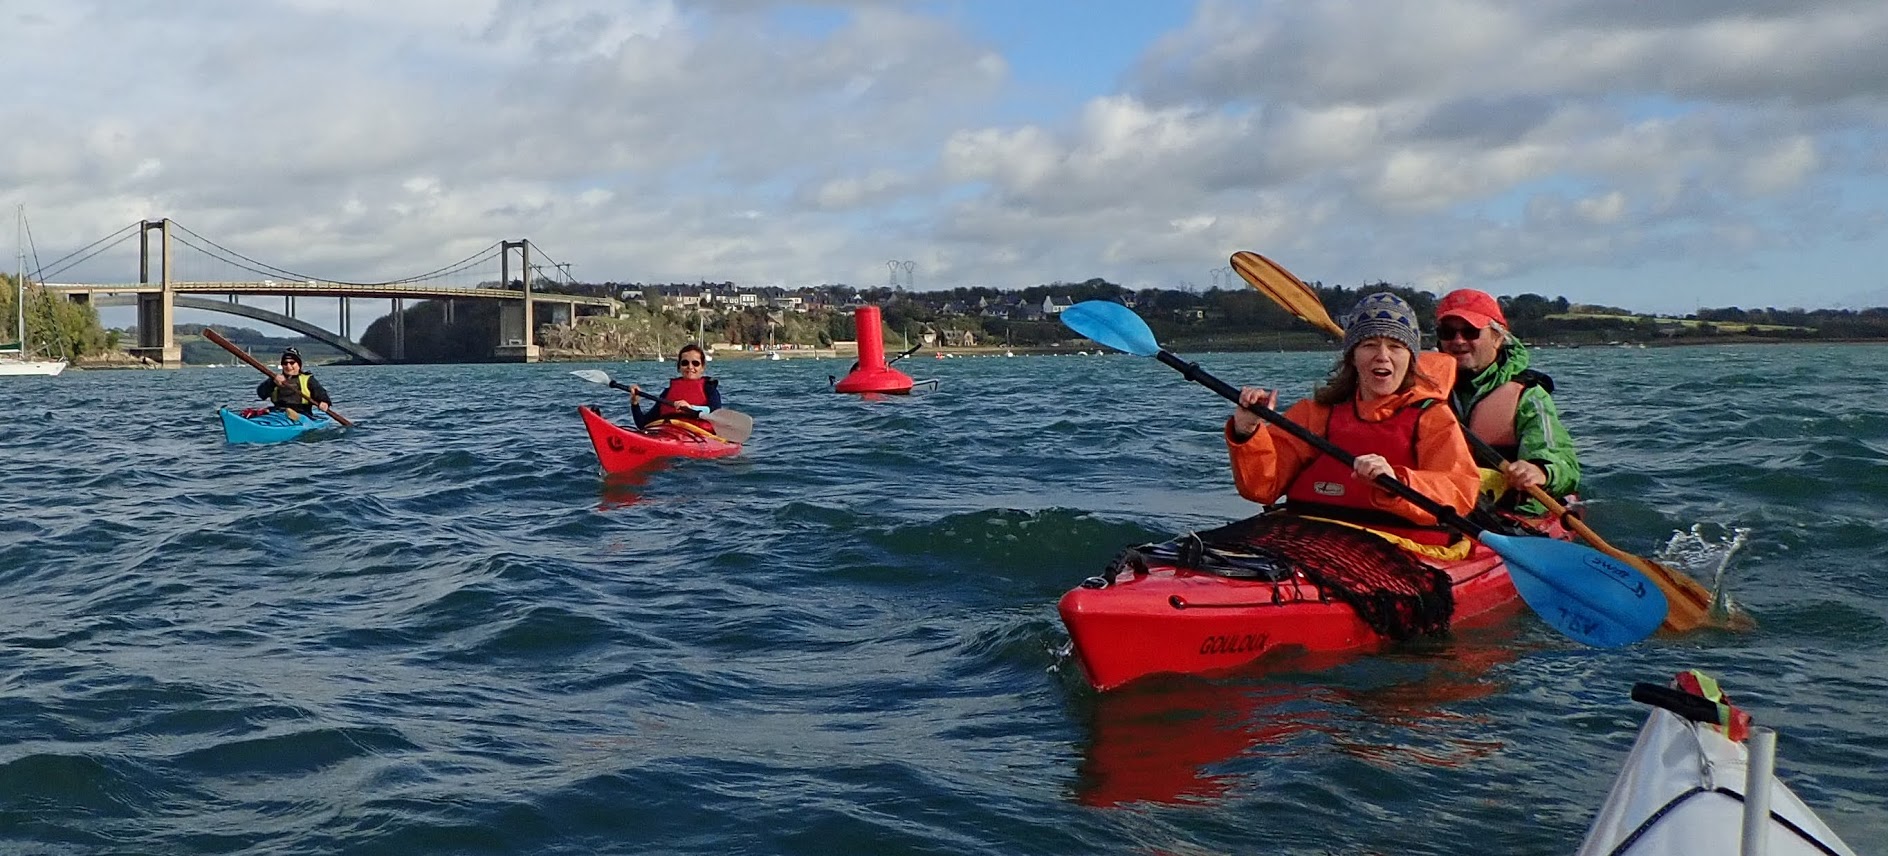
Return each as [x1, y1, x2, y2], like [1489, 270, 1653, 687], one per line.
[3, 0, 1886, 324]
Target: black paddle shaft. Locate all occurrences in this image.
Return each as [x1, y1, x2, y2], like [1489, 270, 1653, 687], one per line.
[1153, 349, 1486, 537]
[1631, 682, 1746, 727]
[612, 381, 698, 412]
[886, 341, 923, 366]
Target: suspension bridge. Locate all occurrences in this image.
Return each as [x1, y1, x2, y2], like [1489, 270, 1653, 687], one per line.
[31, 219, 618, 365]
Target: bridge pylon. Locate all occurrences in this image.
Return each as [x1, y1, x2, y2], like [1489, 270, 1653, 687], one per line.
[496, 239, 541, 362]
[137, 219, 183, 367]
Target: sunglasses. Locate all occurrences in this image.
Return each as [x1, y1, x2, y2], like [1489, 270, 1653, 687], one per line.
[1436, 324, 1483, 342]
[678, 359, 703, 367]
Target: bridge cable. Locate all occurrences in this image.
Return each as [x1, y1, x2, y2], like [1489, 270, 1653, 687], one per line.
[29, 221, 140, 282]
[170, 221, 503, 287]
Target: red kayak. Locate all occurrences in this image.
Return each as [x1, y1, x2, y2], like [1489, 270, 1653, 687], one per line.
[578, 405, 741, 474]
[1060, 511, 1568, 691]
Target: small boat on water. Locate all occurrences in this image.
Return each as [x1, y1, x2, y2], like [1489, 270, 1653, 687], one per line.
[218, 407, 342, 444]
[1577, 673, 1859, 856]
[578, 405, 741, 474]
[1059, 511, 1568, 690]
[4, 206, 65, 377]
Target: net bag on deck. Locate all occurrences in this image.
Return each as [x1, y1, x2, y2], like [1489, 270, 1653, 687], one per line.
[1141, 513, 1455, 640]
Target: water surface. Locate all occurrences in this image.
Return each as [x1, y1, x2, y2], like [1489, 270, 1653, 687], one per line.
[3, 345, 1884, 854]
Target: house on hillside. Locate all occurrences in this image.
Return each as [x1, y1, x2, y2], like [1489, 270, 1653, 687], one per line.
[1043, 295, 1073, 316]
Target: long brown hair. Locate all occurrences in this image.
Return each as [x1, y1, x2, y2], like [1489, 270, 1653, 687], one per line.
[1311, 340, 1430, 406]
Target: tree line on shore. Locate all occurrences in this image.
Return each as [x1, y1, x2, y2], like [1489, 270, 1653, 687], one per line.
[19, 270, 1888, 365]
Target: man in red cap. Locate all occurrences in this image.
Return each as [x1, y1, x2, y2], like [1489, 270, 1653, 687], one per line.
[1434, 289, 1580, 514]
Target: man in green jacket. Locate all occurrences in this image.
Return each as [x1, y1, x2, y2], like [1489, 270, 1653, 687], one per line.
[1433, 289, 1580, 515]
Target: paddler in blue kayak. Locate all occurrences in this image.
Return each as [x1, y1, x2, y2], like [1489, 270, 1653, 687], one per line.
[1225, 292, 1480, 542]
[255, 347, 334, 419]
[1432, 288, 1581, 515]
[629, 343, 722, 432]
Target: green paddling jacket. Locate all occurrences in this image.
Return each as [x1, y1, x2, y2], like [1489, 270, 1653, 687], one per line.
[1449, 338, 1580, 515]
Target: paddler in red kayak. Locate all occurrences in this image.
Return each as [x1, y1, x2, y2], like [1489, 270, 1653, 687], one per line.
[629, 343, 723, 432]
[1225, 292, 1479, 542]
[1432, 288, 1582, 515]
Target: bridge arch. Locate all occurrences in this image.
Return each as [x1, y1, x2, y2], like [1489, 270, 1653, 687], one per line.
[94, 296, 386, 364]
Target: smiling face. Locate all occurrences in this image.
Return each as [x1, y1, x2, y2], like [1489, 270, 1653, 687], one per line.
[1437, 317, 1503, 373]
[1351, 337, 1412, 399]
[676, 346, 706, 378]
[280, 357, 302, 376]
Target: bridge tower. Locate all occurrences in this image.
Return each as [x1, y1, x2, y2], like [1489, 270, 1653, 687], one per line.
[137, 219, 183, 367]
[496, 239, 540, 362]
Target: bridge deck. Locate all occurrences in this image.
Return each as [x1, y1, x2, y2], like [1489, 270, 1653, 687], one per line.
[45, 281, 615, 305]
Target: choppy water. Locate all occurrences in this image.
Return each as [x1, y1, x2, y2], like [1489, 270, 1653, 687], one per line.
[3, 344, 1885, 855]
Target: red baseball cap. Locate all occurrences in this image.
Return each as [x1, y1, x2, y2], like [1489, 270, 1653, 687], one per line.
[1435, 289, 1507, 329]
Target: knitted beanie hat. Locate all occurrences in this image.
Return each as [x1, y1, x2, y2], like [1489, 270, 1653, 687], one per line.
[1342, 292, 1421, 353]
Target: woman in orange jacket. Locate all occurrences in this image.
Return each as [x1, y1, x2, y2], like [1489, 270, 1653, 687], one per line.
[1226, 292, 1479, 540]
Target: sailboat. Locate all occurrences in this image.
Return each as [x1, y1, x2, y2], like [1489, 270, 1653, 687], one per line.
[2, 206, 67, 377]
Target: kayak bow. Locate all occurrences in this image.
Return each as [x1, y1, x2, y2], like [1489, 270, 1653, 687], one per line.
[218, 407, 342, 444]
[1577, 674, 1859, 856]
[578, 405, 741, 474]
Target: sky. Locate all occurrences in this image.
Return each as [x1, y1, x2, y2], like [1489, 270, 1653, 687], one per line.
[5, 0, 1888, 335]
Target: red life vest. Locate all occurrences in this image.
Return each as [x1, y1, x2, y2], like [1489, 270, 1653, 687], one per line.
[1284, 398, 1452, 543]
[655, 376, 715, 431]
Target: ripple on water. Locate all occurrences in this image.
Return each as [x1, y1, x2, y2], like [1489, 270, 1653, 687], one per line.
[1, 351, 1885, 852]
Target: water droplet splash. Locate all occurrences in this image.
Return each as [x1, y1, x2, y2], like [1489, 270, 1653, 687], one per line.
[1656, 523, 1754, 624]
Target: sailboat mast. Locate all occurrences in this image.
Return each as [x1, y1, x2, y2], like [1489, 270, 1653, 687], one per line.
[15, 205, 24, 350]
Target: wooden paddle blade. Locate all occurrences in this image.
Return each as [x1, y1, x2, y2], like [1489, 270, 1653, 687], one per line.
[1231, 251, 1344, 337]
[707, 409, 754, 444]
[1625, 552, 1723, 633]
[1482, 532, 1667, 647]
[1548, 497, 1737, 632]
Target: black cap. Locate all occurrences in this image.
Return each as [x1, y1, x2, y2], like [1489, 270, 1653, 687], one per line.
[281, 347, 302, 364]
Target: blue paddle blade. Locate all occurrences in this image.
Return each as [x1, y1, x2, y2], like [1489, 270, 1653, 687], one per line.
[1481, 532, 1667, 647]
[1060, 301, 1161, 357]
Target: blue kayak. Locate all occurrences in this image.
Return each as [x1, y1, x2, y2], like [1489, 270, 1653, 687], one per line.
[218, 407, 342, 444]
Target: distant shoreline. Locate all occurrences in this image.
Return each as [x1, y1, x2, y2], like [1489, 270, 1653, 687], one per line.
[69, 335, 1888, 370]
